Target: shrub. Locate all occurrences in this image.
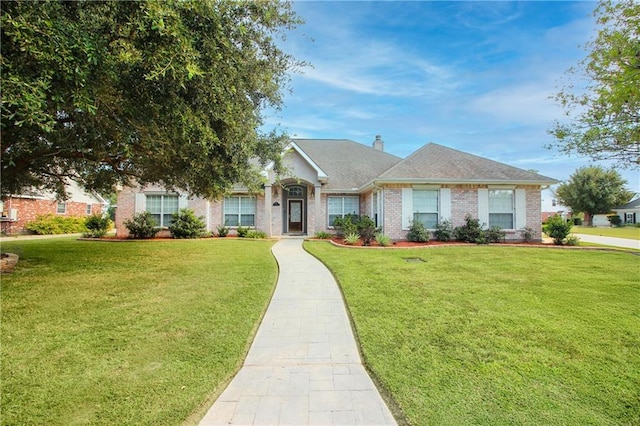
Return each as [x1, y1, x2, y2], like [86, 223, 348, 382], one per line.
[236, 226, 249, 237]
[124, 211, 159, 239]
[314, 231, 331, 239]
[245, 229, 267, 239]
[333, 214, 358, 238]
[25, 214, 87, 235]
[216, 225, 229, 237]
[608, 215, 622, 227]
[375, 233, 391, 247]
[84, 215, 113, 238]
[357, 215, 377, 246]
[543, 215, 573, 245]
[168, 208, 206, 239]
[453, 214, 485, 243]
[486, 226, 506, 243]
[434, 219, 453, 241]
[407, 220, 429, 242]
[522, 226, 535, 243]
[565, 235, 580, 246]
[344, 232, 360, 245]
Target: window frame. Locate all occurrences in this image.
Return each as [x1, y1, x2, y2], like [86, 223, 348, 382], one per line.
[412, 189, 439, 229]
[56, 202, 67, 214]
[327, 195, 359, 227]
[86, 204, 93, 216]
[224, 195, 256, 227]
[145, 194, 179, 228]
[488, 189, 515, 229]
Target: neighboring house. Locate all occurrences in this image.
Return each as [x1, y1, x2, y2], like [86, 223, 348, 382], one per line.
[115, 137, 558, 241]
[1, 181, 106, 234]
[541, 188, 571, 223]
[613, 198, 640, 224]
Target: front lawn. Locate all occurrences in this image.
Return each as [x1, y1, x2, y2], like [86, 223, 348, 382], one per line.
[573, 225, 640, 240]
[305, 242, 640, 425]
[1, 238, 277, 425]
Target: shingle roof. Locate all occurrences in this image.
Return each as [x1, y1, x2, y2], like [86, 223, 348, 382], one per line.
[615, 198, 640, 209]
[378, 143, 557, 184]
[293, 139, 402, 191]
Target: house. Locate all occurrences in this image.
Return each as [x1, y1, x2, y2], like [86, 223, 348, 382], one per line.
[1, 181, 106, 234]
[613, 198, 640, 224]
[115, 137, 558, 241]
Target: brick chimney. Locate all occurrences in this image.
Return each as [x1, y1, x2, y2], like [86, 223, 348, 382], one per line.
[372, 135, 384, 151]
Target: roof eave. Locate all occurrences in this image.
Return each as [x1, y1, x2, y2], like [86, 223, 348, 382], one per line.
[372, 178, 559, 187]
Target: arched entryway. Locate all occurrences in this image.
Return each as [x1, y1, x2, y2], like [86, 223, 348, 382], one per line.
[281, 183, 307, 235]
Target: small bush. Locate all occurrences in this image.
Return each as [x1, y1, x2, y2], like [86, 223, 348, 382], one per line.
[565, 235, 580, 246]
[543, 215, 573, 245]
[357, 215, 377, 246]
[344, 233, 360, 245]
[168, 208, 206, 239]
[124, 211, 159, 239]
[522, 226, 535, 243]
[375, 233, 391, 247]
[236, 226, 249, 237]
[25, 214, 87, 235]
[245, 229, 267, 239]
[84, 215, 113, 238]
[608, 215, 622, 227]
[333, 214, 358, 238]
[434, 219, 453, 241]
[314, 231, 331, 239]
[486, 226, 506, 243]
[407, 220, 429, 242]
[216, 225, 229, 237]
[453, 214, 485, 243]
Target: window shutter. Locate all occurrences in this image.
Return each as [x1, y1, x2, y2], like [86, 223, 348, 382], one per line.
[440, 188, 451, 221]
[477, 188, 489, 226]
[178, 194, 188, 210]
[515, 189, 526, 229]
[134, 193, 146, 214]
[401, 188, 413, 230]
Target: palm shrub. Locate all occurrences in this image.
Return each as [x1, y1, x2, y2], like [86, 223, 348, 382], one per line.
[216, 225, 229, 237]
[357, 215, 377, 246]
[344, 232, 360, 245]
[168, 208, 206, 239]
[374, 233, 391, 247]
[84, 214, 113, 238]
[314, 231, 331, 239]
[245, 229, 267, 239]
[124, 211, 159, 239]
[543, 215, 573, 245]
[236, 226, 249, 237]
[407, 220, 429, 242]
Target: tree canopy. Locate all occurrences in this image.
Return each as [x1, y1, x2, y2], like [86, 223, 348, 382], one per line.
[548, 0, 640, 169]
[554, 166, 634, 224]
[1, 0, 303, 199]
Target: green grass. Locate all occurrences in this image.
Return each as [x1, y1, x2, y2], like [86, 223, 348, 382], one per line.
[1, 238, 277, 425]
[305, 242, 640, 425]
[573, 225, 640, 240]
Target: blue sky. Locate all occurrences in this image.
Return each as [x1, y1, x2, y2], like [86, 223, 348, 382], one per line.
[263, 0, 639, 200]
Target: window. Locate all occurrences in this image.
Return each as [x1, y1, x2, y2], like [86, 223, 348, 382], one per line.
[625, 213, 634, 224]
[413, 190, 439, 229]
[146, 194, 178, 227]
[86, 204, 93, 216]
[224, 196, 256, 227]
[328, 196, 359, 226]
[489, 190, 514, 229]
[287, 185, 303, 198]
[56, 202, 66, 214]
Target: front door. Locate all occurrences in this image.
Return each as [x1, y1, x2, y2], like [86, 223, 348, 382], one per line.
[288, 200, 303, 233]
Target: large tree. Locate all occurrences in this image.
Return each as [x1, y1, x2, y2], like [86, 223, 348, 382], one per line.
[548, 0, 640, 168]
[1, 0, 303, 199]
[554, 166, 634, 225]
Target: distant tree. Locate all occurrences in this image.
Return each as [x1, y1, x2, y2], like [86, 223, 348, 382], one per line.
[548, 0, 639, 169]
[554, 166, 634, 225]
[1, 0, 303, 199]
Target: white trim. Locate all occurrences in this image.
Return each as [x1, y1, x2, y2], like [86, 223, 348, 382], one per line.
[401, 188, 413, 230]
[440, 188, 451, 222]
[515, 189, 526, 229]
[134, 193, 146, 214]
[477, 188, 489, 226]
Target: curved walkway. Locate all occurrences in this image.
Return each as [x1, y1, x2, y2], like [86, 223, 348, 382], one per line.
[199, 238, 397, 426]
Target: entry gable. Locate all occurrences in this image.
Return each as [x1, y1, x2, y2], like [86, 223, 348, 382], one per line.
[265, 142, 328, 184]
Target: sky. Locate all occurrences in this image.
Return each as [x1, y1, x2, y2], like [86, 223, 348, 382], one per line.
[262, 0, 639, 205]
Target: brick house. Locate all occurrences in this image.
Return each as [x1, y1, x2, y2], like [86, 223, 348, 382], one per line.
[115, 137, 557, 241]
[1, 181, 107, 234]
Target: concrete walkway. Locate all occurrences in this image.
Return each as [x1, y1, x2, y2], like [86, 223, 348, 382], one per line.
[572, 233, 640, 249]
[199, 238, 397, 426]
